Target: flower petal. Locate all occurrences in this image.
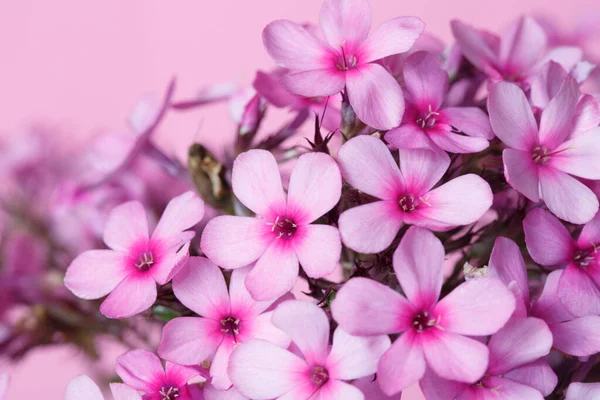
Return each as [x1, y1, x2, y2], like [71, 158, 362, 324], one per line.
[64, 250, 130, 300]
[332, 277, 414, 335]
[551, 316, 600, 356]
[401, 51, 448, 111]
[503, 359, 557, 397]
[503, 148, 540, 202]
[345, 63, 405, 130]
[488, 81, 538, 151]
[499, 16, 547, 72]
[245, 241, 299, 301]
[281, 69, 346, 97]
[434, 277, 515, 335]
[419, 368, 467, 400]
[566, 383, 600, 400]
[312, 380, 364, 400]
[428, 128, 490, 154]
[360, 17, 425, 63]
[152, 191, 204, 243]
[578, 211, 600, 249]
[378, 330, 426, 396]
[523, 207, 575, 266]
[557, 264, 600, 317]
[488, 237, 531, 313]
[538, 76, 580, 148]
[228, 266, 275, 317]
[201, 216, 273, 269]
[158, 317, 222, 365]
[319, 0, 371, 48]
[530, 60, 568, 109]
[103, 201, 149, 251]
[286, 152, 341, 225]
[385, 124, 432, 150]
[247, 311, 291, 348]
[483, 376, 545, 400]
[211, 340, 237, 390]
[439, 107, 494, 140]
[548, 128, 600, 180]
[572, 95, 600, 136]
[109, 383, 142, 400]
[451, 20, 499, 71]
[99, 274, 156, 319]
[398, 148, 450, 196]
[295, 225, 341, 279]
[115, 350, 164, 393]
[64, 375, 104, 400]
[530, 270, 574, 324]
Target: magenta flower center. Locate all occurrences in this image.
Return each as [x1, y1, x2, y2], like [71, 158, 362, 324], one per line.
[412, 311, 440, 332]
[573, 247, 598, 267]
[415, 105, 440, 129]
[221, 316, 241, 340]
[270, 216, 298, 239]
[311, 365, 329, 387]
[335, 46, 358, 71]
[398, 194, 426, 212]
[159, 386, 180, 400]
[135, 251, 155, 272]
[531, 146, 550, 165]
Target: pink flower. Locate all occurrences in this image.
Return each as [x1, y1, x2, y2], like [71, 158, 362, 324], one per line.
[115, 350, 203, 400]
[420, 317, 555, 400]
[385, 51, 493, 154]
[567, 382, 600, 400]
[64, 375, 141, 400]
[64, 191, 204, 318]
[337, 135, 493, 253]
[262, 0, 424, 130]
[331, 227, 515, 395]
[228, 300, 390, 400]
[488, 76, 600, 224]
[158, 257, 290, 390]
[451, 16, 582, 84]
[201, 150, 342, 301]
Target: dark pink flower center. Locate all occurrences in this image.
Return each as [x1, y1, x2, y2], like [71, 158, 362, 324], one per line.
[135, 251, 155, 272]
[399, 194, 429, 212]
[412, 311, 440, 332]
[335, 46, 358, 71]
[311, 366, 329, 387]
[270, 216, 298, 239]
[415, 105, 440, 129]
[159, 386, 180, 400]
[573, 247, 597, 267]
[221, 316, 241, 341]
[531, 146, 549, 165]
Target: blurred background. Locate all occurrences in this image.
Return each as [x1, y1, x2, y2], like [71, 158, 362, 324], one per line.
[0, 0, 598, 398]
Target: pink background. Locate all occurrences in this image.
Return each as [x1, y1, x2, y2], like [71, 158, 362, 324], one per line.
[0, 0, 597, 398]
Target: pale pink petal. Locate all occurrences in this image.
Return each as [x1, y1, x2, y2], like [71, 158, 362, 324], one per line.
[483, 376, 545, 400]
[488, 237, 531, 312]
[326, 328, 391, 380]
[150, 239, 191, 285]
[499, 16, 547, 72]
[393, 226, 444, 309]
[231, 149, 285, 218]
[311, 380, 364, 400]
[530, 61, 568, 108]
[378, 330, 426, 396]
[286, 152, 342, 224]
[566, 382, 600, 400]
[103, 201, 148, 251]
[109, 383, 142, 400]
[434, 277, 515, 335]
[552, 315, 600, 356]
[438, 107, 494, 139]
[295, 225, 341, 279]
[152, 191, 204, 243]
[228, 266, 275, 317]
[578, 211, 600, 249]
[158, 317, 222, 365]
[99, 274, 156, 319]
[64, 375, 104, 400]
[360, 17, 425, 63]
[64, 250, 130, 300]
[450, 20, 499, 71]
[345, 63, 405, 130]
[401, 51, 448, 111]
[272, 300, 329, 365]
[385, 124, 432, 150]
[339, 201, 403, 254]
[422, 331, 488, 383]
[503, 359, 557, 397]
[487, 317, 552, 375]
[211, 340, 236, 390]
[523, 207, 575, 266]
[539, 167, 599, 224]
[538, 46, 583, 72]
[262, 20, 332, 70]
[337, 135, 404, 200]
[165, 362, 202, 387]
[253, 70, 298, 108]
[277, 383, 315, 400]
[319, 0, 371, 48]
[413, 175, 493, 229]
[487, 81, 538, 151]
[201, 216, 273, 269]
[247, 311, 291, 348]
[245, 242, 299, 301]
[228, 339, 310, 400]
[332, 277, 414, 335]
[548, 129, 600, 180]
[203, 384, 248, 400]
[572, 95, 600, 136]
[530, 270, 574, 324]
[419, 368, 467, 400]
[502, 149, 540, 202]
[428, 128, 490, 154]
[281, 69, 346, 97]
[115, 350, 164, 393]
[353, 376, 398, 400]
[538, 76, 580, 148]
[172, 257, 230, 319]
[558, 264, 600, 316]
[0, 373, 8, 400]
[399, 148, 450, 196]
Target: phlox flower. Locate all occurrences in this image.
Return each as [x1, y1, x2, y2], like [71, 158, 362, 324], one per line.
[420, 317, 554, 400]
[337, 135, 493, 253]
[332, 227, 515, 395]
[451, 16, 582, 84]
[65, 375, 141, 400]
[489, 236, 600, 358]
[65, 191, 204, 318]
[228, 300, 391, 400]
[566, 383, 600, 400]
[201, 150, 342, 301]
[488, 76, 600, 224]
[385, 51, 494, 154]
[158, 257, 290, 390]
[262, 0, 424, 130]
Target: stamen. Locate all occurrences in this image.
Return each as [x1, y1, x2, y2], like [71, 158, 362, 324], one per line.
[159, 386, 180, 400]
[135, 252, 154, 271]
[311, 366, 329, 386]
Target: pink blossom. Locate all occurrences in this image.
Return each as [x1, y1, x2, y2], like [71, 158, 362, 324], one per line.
[115, 350, 203, 400]
[337, 135, 493, 253]
[64, 191, 204, 318]
[385, 51, 493, 154]
[158, 257, 290, 390]
[332, 227, 515, 395]
[451, 16, 582, 84]
[0, 372, 8, 400]
[228, 300, 390, 400]
[64, 375, 141, 400]
[201, 150, 342, 301]
[566, 382, 600, 400]
[262, 0, 424, 130]
[488, 76, 600, 224]
[420, 317, 555, 399]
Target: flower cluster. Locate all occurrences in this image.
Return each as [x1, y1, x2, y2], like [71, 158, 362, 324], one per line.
[2, 0, 600, 399]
